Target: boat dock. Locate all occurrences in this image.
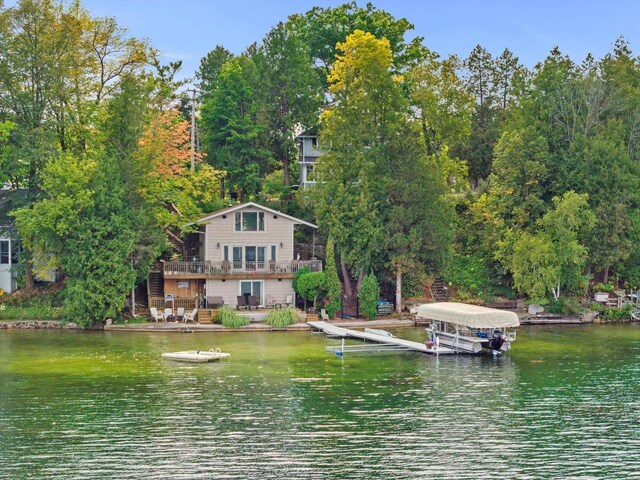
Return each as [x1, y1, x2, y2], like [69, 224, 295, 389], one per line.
[307, 321, 455, 355]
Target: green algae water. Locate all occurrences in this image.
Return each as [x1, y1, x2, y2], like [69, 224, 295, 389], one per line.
[1, 324, 640, 479]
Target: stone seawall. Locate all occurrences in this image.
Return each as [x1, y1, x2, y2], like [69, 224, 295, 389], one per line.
[0, 321, 79, 329]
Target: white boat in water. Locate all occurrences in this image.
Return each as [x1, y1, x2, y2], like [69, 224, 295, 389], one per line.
[161, 349, 231, 363]
[413, 302, 519, 354]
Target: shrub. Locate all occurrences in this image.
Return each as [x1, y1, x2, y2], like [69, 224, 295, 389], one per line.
[592, 282, 614, 293]
[215, 306, 249, 328]
[359, 273, 380, 320]
[598, 304, 633, 322]
[264, 307, 303, 328]
[441, 253, 493, 301]
[546, 297, 583, 315]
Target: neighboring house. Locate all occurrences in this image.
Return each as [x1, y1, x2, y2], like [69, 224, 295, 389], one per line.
[160, 202, 321, 310]
[297, 128, 322, 190]
[0, 190, 25, 294]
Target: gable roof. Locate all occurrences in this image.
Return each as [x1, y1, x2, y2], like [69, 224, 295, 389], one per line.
[197, 202, 317, 229]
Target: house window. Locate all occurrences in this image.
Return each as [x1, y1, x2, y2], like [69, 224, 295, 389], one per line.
[271, 245, 276, 261]
[223, 245, 229, 262]
[235, 211, 265, 232]
[240, 280, 263, 306]
[0, 240, 9, 265]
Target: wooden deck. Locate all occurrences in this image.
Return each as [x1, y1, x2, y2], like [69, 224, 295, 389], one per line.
[307, 321, 455, 355]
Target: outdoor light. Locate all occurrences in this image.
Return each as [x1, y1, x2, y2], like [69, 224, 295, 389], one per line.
[280, 242, 283, 248]
[217, 243, 220, 248]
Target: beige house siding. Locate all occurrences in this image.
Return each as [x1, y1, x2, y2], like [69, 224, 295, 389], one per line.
[206, 278, 294, 308]
[203, 205, 297, 263]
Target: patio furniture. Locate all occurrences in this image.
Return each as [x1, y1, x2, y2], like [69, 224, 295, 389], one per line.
[164, 308, 174, 321]
[183, 308, 198, 323]
[248, 295, 259, 310]
[207, 296, 225, 308]
[149, 307, 164, 322]
[266, 296, 279, 309]
[321, 308, 330, 321]
[236, 296, 249, 310]
[176, 307, 185, 321]
[283, 294, 293, 307]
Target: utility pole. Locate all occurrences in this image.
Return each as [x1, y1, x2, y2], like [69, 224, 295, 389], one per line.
[188, 88, 197, 171]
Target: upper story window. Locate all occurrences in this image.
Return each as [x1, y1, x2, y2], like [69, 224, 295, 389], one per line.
[235, 211, 265, 232]
[0, 240, 9, 265]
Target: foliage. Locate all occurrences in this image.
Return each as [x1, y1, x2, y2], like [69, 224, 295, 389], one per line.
[323, 239, 342, 319]
[215, 306, 250, 328]
[359, 273, 380, 320]
[200, 57, 270, 200]
[545, 297, 583, 315]
[594, 304, 634, 322]
[592, 283, 615, 293]
[441, 253, 493, 301]
[0, 304, 62, 321]
[499, 191, 595, 302]
[292, 266, 311, 295]
[264, 307, 303, 327]
[296, 271, 326, 310]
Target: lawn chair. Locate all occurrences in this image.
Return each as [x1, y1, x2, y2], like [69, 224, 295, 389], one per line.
[149, 307, 164, 322]
[236, 296, 248, 310]
[283, 294, 293, 307]
[176, 307, 185, 321]
[266, 296, 279, 309]
[321, 308, 330, 321]
[164, 308, 174, 321]
[183, 308, 197, 323]
[248, 295, 259, 310]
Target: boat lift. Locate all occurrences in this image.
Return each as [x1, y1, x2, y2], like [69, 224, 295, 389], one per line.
[308, 321, 454, 356]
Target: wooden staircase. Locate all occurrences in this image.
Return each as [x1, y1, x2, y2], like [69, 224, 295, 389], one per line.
[148, 270, 164, 299]
[198, 309, 214, 324]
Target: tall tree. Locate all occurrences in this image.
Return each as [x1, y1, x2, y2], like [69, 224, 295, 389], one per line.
[254, 22, 323, 187]
[200, 58, 270, 200]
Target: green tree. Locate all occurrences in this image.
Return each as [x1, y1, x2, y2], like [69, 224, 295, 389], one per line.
[253, 21, 323, 187]
[200, 58, 269, 200]
[499, 191, 595, 302]
[324, 239, 342, 319]
[196, 45, 233, 95]
[297, 271, 326, 312]
[359, 273, 379, 320]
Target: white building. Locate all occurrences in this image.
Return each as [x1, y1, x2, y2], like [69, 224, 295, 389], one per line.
[297, 130, 322, 190]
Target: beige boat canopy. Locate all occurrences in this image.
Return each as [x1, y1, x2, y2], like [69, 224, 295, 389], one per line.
[414, 302, 520, 329]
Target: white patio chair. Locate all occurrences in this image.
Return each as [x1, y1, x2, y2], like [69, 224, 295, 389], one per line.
[149, 307, 164, 322]
[321, 309, 329, 321]
[183, 308, 198, 323]
[176, 307, 185, 321]
[284, 295, 293, 307]
[266, 296, 278, 309]
[164, 308, 174, 321]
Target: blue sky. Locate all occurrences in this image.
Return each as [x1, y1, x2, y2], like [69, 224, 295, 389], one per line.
[9, 0, 640, 79]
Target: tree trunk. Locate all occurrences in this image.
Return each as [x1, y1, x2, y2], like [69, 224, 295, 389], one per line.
[603, 265, 610, 284]
[283, 154, 290, 187]
[395, 266, 402, 315]
[340, 258, 353, 298]
[24, 252, 35, 290]
[131, 288, 136, 317]
[356, 269, 365, 293]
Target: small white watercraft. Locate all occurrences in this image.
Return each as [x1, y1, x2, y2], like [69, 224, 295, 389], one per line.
[161, 348, 231, 363]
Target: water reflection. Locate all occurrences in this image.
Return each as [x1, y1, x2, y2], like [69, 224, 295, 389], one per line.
[0, 326, 639, 478]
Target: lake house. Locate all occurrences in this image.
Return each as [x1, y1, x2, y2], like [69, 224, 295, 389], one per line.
[297, 129, 322, 190]
[156, 202, 320, 314]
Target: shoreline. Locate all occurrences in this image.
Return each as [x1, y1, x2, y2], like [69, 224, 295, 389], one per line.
[0, 309, 626, 331]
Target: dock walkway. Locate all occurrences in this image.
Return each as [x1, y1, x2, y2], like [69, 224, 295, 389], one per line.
[307, 321, 454, 355]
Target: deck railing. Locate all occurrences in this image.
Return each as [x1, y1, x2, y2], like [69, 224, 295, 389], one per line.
[163, 259, 322, 276]
[149, 296, 198, 310]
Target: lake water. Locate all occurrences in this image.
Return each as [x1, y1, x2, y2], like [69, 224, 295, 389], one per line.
[1, 324, 640, 479]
